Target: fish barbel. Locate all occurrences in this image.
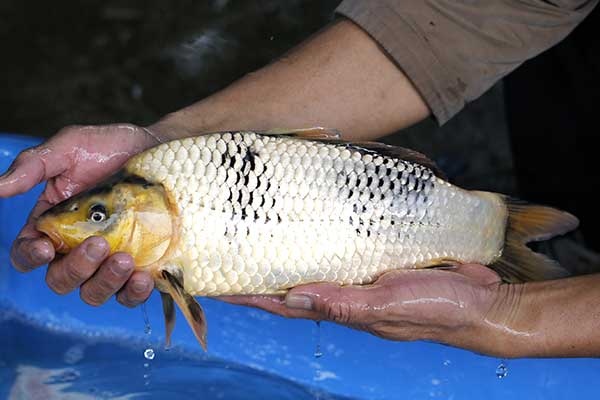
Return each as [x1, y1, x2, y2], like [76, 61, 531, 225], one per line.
[36, 128, 578, 349]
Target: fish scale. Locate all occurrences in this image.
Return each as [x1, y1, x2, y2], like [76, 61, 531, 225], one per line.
[126, 131, 507, 296]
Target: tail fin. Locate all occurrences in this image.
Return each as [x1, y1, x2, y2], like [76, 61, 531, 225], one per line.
[491, 197, 579, 282]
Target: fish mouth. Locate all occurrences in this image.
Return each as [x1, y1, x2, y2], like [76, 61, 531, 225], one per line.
[35, 217, 68, 253]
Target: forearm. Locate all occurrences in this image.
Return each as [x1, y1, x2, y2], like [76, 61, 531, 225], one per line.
[149, 19, 429, 142]
[477, 274, 600, 358]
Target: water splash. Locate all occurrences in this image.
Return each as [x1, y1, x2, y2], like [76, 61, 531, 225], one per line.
[314, 321, 323, 358]
[144, 349, 155, 360]
[496, 360, 508, 379]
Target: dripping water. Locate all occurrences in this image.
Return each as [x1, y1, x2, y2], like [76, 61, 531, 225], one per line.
[496, 360, 508, 379]
[314, 321, 323, 358]
[141, 303, 153, 385]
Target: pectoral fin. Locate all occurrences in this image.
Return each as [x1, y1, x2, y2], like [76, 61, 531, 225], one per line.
[156, 270, 208, 351]
[160, 292, 175, 348]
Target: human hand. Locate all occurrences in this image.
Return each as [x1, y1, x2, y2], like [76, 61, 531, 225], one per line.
[221, 265, 519, 356]
[0, 124, 161, 307]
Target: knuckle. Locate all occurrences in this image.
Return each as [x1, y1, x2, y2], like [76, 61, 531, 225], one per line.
[116, 293, 136, 308]
[63, 261, 89, 283]
[80, 287, 105, 307]
[324, 300, 353, 324]
[45, 271, 68, 295]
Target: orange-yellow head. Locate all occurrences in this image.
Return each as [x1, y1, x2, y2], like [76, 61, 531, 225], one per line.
[36, 175, 173, 267]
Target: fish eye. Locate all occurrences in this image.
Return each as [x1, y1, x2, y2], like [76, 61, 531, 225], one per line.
[88, 204, 108, 223]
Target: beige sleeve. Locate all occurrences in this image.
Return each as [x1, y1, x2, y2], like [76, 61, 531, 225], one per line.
[336, 0, 598, 124]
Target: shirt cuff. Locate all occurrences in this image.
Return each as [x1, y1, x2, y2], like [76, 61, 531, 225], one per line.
[336, 0, 458, 124]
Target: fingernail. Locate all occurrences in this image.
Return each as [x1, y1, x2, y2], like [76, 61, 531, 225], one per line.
[132, 279, 150, 293]
[32, 246, 50, 264]
[110, 259, 132, 277]
[286, 294, 313, 310]
[85, 241, 107, 261]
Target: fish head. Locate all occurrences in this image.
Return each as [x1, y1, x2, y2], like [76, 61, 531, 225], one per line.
[36, 175, 174, 267]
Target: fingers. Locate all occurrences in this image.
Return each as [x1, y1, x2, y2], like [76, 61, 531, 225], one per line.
[10, 200, 58, 272]
[45, 236, 110, 295]
[43, 235, 152, 307]
[79, 253, 135, 306]
[11, 236, 55, 272]
[116, 271, 154, 308]
[218, 294, 323, 320]
[0, 146, 64, 198]
[220, 283, 379, 325]
[285, 283, 378, 325]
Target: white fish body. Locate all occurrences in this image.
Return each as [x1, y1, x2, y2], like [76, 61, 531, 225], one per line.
[126, 131, 508, 296]
[38, 129, 577, 349]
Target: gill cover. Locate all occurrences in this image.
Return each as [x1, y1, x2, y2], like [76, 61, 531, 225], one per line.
[36, 174, 173, 267]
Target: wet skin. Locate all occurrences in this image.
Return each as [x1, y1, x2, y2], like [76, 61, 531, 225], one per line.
[3, 19, 600, 358]
[0, 123, 507, 354]
[0, 124, 157, 307]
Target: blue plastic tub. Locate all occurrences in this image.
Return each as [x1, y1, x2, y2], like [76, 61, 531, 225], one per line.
[1, 133, 599, 399]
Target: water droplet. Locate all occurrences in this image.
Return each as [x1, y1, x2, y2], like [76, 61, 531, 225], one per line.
[141, 303, 152, 335]
[314, 321, 323, 358]
[443, 359, 451, 366]
[143, 362, 149, 368]
[144, 348, 155, 360]
[496, 361, 508, 379]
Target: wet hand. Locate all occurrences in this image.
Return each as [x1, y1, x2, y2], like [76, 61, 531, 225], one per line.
[0, 124, 160, 307]
[221, 265, 504, 352]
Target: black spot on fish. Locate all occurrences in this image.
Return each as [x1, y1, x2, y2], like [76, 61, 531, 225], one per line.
[244, 149, 257, 171]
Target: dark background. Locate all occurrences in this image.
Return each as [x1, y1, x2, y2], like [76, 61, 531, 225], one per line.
[0, 0, 515, 194]
[1, 1, 598, 267]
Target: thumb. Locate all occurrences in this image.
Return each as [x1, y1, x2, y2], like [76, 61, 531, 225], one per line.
[285, 283, 376, 325]
[0, 144, 65, 198]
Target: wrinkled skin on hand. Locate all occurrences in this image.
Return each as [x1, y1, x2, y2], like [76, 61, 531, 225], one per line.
[221, 264, 503, 349]
[0, 124, 160, 307]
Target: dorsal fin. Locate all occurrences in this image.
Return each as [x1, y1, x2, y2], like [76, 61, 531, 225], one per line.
[257, 128, 446, 179]
[348, 141, 446, 179]
[259, 127, 341, 140]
